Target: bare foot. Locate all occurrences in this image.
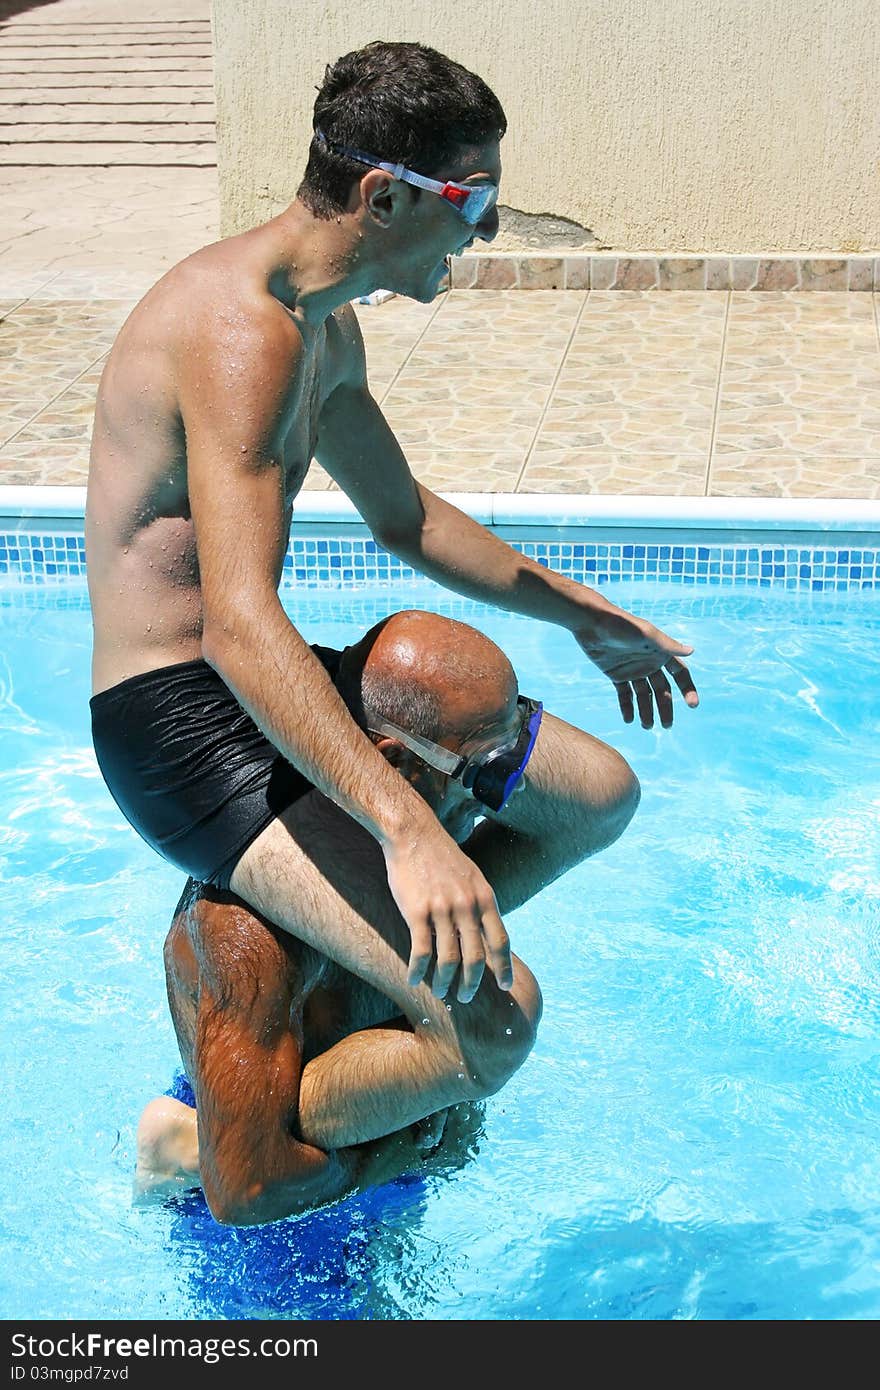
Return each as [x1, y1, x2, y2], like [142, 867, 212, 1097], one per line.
[133, 1095, 200, 1203]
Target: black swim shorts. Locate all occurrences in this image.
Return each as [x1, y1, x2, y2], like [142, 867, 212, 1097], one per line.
[89, 648, 342, 889]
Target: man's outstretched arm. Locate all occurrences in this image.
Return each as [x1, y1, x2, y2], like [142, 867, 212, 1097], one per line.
[316, 312, 698, 731]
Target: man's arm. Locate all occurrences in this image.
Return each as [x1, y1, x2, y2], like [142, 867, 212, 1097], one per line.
[315, 313, 698, 730]
[176, 303, 512, 1002]
[135, 895, 450, 1226]
[173, 895, 356, 1225]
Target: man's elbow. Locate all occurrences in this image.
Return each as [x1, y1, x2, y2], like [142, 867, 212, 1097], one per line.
[371, 488, 428, 559]
[205, 1177, 270, 1228]
[203, 1147, 355, 1227]
[371, 518, 421, 561]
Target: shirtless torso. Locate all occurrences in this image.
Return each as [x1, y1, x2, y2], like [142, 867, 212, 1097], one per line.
[86, 227, 354, 696]
[93, 41, 693, 1224]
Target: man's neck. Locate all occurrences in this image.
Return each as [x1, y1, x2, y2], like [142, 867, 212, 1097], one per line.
[264, 199, 383, 326]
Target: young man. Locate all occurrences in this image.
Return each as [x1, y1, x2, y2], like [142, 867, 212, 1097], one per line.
[87, 42, 695, 1170]
[134, 611, 634, 1226]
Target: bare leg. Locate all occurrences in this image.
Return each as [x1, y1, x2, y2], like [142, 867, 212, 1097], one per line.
[134, 892, 481, 1214]
[134, 1095, 200, 1198]
[465, 711, 641, 912]
[230, 712, 636, 1150]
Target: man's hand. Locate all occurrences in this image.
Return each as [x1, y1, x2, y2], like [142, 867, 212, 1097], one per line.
[382, 815, 512, 1005]
[573, 606, 699, 729]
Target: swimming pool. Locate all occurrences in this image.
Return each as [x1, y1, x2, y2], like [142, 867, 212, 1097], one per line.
[2, 501, 880, 1321]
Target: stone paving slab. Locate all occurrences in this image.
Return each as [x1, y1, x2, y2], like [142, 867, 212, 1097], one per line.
[1, 43, 212, 57]
[0, 103, 215, 120]
[1, 141, 216, 162]
[2, 286, 879, 498]
[0, 165, 219, 271]
[2, 122, 215, 139]
[1, 0, 215, 175]
[1, 0, 878, 502]
[0, 76, 214, 91]
[0, 0, 210, 18]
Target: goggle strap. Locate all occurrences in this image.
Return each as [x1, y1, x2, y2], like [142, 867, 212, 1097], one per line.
[363, 712, 465, 778]
[316, 129, 447, 197]
[315, 129, 493, 223]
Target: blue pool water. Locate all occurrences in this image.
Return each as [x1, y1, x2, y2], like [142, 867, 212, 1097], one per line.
[2, 574, 880, 1321]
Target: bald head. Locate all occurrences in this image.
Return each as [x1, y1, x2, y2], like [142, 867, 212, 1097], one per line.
[337, 609, 518, 748]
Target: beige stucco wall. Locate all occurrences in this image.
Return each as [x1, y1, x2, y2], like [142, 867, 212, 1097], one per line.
[211, 0, 880, 253]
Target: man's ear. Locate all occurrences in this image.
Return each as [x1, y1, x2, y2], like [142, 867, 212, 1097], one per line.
[360, 169, 398, 227]
[372, 734, 409, 770]
[372, 735, 434, 793]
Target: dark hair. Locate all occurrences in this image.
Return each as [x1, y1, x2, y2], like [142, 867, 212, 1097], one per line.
[297, 40, 506, 218]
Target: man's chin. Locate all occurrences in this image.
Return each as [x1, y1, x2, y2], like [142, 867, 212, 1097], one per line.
[415, 259, 453, 303]
[382, 260, 450, 305]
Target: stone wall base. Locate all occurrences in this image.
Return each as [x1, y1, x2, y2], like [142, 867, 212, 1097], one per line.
[449, 253, 880, 290]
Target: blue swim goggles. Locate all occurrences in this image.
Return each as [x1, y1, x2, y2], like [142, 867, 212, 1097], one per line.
[365, 695, 543, 813]
[315, 129, 499, 228]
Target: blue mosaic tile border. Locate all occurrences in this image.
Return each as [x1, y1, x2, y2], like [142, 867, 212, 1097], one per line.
[1, 530, 879, 591]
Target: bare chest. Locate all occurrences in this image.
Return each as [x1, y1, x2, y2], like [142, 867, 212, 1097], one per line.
[279, 323, 335, 494]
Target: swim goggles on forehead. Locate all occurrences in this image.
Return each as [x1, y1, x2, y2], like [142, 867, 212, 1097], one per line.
[314, 129, 498, 227]
[364, 695, 543, 813]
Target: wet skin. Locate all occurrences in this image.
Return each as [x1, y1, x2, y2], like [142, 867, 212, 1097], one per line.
[91, 133, 695, 1222]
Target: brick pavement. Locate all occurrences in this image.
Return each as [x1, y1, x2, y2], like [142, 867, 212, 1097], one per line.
[2, 1, 879, 500]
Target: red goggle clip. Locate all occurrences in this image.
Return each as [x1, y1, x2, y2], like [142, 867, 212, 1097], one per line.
[440, 184, 470, 209]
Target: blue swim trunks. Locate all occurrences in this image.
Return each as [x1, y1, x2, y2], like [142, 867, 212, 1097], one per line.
[166, 1069, 196, 1109]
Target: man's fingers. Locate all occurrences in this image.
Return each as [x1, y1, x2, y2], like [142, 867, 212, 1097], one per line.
[454, 911, 488, 1003]
[665, 655, 700, 708]
[648, 669, 674, 728]
[428, 909, 461, 999]
[480, 900, 513, 994]
[615, 681, 635, 724]
[614, 659, 699, 732]
[407, 919, 435, 988]
[634, 677, 654, 729]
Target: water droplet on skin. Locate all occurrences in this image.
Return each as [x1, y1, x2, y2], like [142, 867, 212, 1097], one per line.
[145, 624, 152, 633]
[421, 1017, 430, 1027]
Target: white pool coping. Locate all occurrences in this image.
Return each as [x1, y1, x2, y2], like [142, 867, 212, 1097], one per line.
[2, 484, 880, 533]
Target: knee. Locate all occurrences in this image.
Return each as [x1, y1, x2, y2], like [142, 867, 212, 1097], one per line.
[456, 959, 543, 1098]
[602, 751, 641, 845]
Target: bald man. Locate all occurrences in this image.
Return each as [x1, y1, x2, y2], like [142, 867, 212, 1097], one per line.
[135, 610, 639, 1225]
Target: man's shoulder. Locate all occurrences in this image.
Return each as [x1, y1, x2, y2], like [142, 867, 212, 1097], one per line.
[166, 258, 305, 391]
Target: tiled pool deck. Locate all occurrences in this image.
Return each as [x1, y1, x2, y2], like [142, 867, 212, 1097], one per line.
[2, 0, 879, 505]
[2, 280, 880, 500]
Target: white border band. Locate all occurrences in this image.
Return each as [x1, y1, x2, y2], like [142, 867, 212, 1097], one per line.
[2, 485, 880, 533]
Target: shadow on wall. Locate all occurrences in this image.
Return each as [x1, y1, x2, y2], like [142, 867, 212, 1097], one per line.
[0, 0, 61, 18]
